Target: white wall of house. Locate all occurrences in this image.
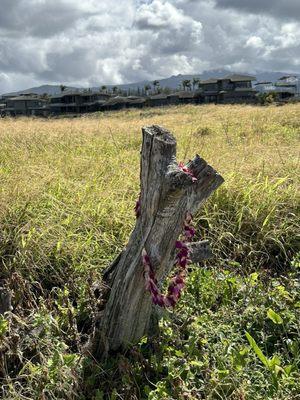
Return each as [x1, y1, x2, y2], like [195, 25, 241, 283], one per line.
[254, 83, 276, 93]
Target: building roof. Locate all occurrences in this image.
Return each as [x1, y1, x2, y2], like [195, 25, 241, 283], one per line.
[1, 92, 38, 99]
[128, 98, 146, 104]
[200, 78, 218, 84]
[278, 75, 297, 80]
[149, 94, 168, 99]
[51, 91, 112, 100]
[7, 96, 46, 101]
[275, 82, 297, 87]
[103, 96, 129, 106]
[254, 81, 273, 85]
[127, 95, 143, 100]
[224, 74, 256, 82]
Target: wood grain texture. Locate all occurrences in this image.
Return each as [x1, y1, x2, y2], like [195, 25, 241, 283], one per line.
[90, 125, 224, 359]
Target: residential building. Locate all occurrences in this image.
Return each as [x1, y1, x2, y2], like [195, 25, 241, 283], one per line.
[275, 75, 299, 98]
[3, 95, 49, 116]
[255, 76, 299, 100]
[49, 90, 111, 114]
[146, 94, 169, 107]
[198, 74, 257, 104]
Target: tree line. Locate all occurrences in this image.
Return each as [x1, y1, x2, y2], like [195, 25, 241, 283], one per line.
[58, 77, 203, 97]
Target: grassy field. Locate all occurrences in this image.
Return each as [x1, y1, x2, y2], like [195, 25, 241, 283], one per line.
[0, 104, 299, 399]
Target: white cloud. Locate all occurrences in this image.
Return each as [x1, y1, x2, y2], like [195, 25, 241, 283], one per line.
[246, 36, 264, 48]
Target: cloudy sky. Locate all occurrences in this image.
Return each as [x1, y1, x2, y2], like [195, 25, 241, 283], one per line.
[0, 0, 299, 93]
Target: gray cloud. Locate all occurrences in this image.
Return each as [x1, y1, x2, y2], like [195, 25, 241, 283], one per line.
[214, 0, 300, 22]
[0, 0, 299, 93]
[0, 0, 93, 38]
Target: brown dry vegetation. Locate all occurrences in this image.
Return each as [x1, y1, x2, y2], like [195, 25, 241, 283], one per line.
[0, 104, 299, 399]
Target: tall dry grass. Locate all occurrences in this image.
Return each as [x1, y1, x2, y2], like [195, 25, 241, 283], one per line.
[0, 103, 299, 399]
[0, 104, 298, 282]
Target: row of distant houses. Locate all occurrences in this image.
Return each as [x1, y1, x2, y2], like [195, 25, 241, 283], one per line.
[254, 75, 300, 98]
[1, 74, 299, 117]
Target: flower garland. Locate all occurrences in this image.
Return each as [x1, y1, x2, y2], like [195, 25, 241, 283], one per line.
[142, 215, 195, 307]
[136, 162, 197, 308]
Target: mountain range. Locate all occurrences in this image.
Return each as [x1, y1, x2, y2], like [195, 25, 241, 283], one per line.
[2, 69, 299, 97]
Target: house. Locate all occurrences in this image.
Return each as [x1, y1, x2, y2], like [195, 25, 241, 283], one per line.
[49, 91, 83, 114]
[101, 96, 147, 111]
[101, 96, 130, 110]
[79, 91, 110, 112]
[274, 84, 297, 100]
[255, 76, 299, 100]
[197, 79, 219, 103]
[278, 75, 299, 84]
[3, 95, 49, 116]
[49, 90, 111, 114]
[126, 96, 146, 108]
[146, 94, 169, 107]
[198, 75, 257, 103]
[166, 92, 181, 105]
[275, 76, 299, 99]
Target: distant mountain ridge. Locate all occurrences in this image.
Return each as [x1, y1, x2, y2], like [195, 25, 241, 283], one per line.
[2, 69, 299, 97]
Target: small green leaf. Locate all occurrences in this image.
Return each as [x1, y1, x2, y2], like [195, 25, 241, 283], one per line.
[267, 308, 283, 324]
[269, 355, 281, 368]
[190, 360, 203, 367]
[0, 316, 8, 336]
[249, 272, 259, 286]
[245, 331, 269, 368]
[284, 365, 293, 376]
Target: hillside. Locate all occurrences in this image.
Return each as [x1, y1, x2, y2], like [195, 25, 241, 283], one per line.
[2, 70, 299, 97]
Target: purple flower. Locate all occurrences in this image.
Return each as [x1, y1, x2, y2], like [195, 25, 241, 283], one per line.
[178, 162, 197, 182]
[141, 212, 195, 308]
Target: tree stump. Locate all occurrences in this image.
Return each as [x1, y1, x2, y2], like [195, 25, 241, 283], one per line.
[90, 125, 224, 359]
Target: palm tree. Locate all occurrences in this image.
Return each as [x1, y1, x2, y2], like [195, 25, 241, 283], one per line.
[192, 78, 200, 91]
[153, 80, 160, 93]
[112, 86, 118, 94]
[60, 84, 67, 92]
[144, 84, 151, 96]
[182, 79, 191, 91]
[101, 85, 107, 93]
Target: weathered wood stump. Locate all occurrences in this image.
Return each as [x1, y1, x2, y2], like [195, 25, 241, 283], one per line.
[90, 125, 224, 359]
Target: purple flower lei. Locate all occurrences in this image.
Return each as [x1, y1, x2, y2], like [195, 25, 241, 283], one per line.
[137, 162, 197, 308]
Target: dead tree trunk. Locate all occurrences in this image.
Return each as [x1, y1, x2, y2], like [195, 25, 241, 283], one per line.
[90, 125, 224, 359]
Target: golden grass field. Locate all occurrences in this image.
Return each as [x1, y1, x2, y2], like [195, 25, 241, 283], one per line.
[0, 103, 299, 399]
[1, 104, 298, 271]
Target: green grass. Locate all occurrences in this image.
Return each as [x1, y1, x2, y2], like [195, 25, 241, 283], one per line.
[0, 104, 299, 399]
